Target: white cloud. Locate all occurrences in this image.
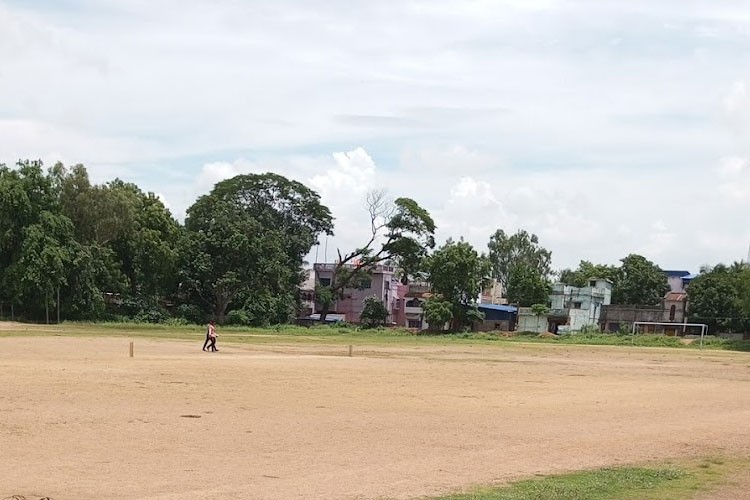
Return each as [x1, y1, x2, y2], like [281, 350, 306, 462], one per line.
[3, 0, 750, 271]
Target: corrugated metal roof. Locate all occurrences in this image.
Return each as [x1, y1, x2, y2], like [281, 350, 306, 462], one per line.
[477, 304, 518, 313]
[664, 270, 691, 277]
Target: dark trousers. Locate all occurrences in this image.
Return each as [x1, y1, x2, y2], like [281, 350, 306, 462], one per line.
[202, 333, 211, 350]
[207, 337, 217, 351]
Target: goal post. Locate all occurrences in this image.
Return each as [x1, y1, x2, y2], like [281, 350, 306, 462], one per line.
[631, 321, 709, 349]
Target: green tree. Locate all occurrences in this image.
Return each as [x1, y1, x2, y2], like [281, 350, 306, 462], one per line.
[688, 264, 750, 333]
[559, 260, 620, 288]
[0, 160, 80, 321]
[487, 229, 551, 295]
[530, 303, 550, 333]
[612, 254, 669, 305]
[181, 173, 333, 324]
[319, 190, 435, 321]
[506, 262, 551, 307]
[425, 239, 491, 329]
[422, 296, 453, 330]
[360, 296, 389, 328]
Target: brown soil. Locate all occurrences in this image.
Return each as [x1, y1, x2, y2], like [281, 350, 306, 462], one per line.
[1, 336, 749, 500]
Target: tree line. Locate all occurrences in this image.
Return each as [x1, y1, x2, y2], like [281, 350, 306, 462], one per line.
[1, 159, 746, 331]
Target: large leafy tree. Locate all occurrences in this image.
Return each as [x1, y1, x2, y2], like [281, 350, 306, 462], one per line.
[53, 164, 177, 319]
[688, 264, 750, 333]
[424, 239, 491, 329]
[487, 229, 551, 293]
[506, 262, 551, 307]
[181, 173, 333, 324]
[319, 190, 435, 320]
[559, 260, 620, 288]
[0, 161, 91, 321]
[612, 254, 669, 305]
[422, 296, 453, 330]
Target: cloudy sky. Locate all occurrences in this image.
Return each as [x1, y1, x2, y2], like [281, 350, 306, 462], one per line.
[3, 0, 750, 272]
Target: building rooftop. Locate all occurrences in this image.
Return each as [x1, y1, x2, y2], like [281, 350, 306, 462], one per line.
[664, 270, 691, 277]
[477, 303, 517, 313]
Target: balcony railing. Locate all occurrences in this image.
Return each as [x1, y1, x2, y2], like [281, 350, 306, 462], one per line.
[313, 263, 395, 273]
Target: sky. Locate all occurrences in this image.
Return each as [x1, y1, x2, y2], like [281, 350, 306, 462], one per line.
[2, 0, 750, 272]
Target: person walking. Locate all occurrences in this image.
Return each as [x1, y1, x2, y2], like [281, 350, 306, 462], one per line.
[207, 320, 218, 352]
[202, 320, 217, 351]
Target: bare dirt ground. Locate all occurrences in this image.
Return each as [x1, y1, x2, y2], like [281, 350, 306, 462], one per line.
[1, 335, 749, 500]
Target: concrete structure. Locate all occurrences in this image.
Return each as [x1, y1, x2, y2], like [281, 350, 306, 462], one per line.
[313, 263, 406, 325]
[663, 270, 693, 293]
[516, 307, 550, 333]
[480, 279, 507, 305]
[600, 291, 690, 335]
[517, 278, 612, 333]
[403, 282, 431, 329]
[548, 279, 612, 332]
[473, 304, 517, 331]
[298, 269, 316, 317]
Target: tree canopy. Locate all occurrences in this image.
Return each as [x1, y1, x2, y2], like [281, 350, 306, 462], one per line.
[181, 173, 333, 324]
[612, 254, 669, 305]
[317, 190, 435, 320]
[425, 238, 490, 329]
[688, 264, 750, 333]
[487, 229, 551, 306]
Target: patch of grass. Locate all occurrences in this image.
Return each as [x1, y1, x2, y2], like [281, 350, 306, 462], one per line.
[426, 458, 747, 500]
[1, 321, 749, 352]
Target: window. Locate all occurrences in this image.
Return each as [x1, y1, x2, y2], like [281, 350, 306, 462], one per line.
[589, 280, 597, 287]
[669, 304, 676, 321]
[319, 278, 331, 287]
[408, 319, 422, 328]
[359, 280, 372, 289]
[573, 301, 582, 309]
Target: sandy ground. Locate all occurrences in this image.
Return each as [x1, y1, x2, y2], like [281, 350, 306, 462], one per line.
[1, 335, 749, 500]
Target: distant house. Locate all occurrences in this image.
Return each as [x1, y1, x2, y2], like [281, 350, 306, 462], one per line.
[600, 290, 690, 335]
[403, 282, 431, 329]
[298, 269, 316, 317]
[517, 278, 612, 333]
[473, 303, 517, 331]
[480, 279, 507, 305]
[400, 284, 516, 331]
[312, 263, 406, 325]
[663, 270, 694, 293]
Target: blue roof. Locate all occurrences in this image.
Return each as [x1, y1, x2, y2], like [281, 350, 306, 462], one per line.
[477, 304, 518, 313]
[664, 270, 691, 277]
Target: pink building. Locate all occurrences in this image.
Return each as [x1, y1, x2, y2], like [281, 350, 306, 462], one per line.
[313, 263, 406, 325]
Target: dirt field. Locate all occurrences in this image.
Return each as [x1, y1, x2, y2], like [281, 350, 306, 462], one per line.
[1, 335, 749, 500]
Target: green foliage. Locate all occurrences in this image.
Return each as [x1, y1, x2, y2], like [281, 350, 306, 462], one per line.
[425, 239, 490, 329]
[465, 305, 485, 325]
[180, 172, 333, 324]
[559, 260, 620, 288]
[422, 297, 454, 330]
[360, 296, 389, 328]
[315, 285, 334, 311]
[613, 254, 669, 306]
[225, 309, 253, 326]
[176, 303, 205, 324]
[487, 229, 551, 291]
[530, 303, 550, 316]
[320, 191, 435, 319]
[506, 263, 552, 307]
[688, 263, 750, 333]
